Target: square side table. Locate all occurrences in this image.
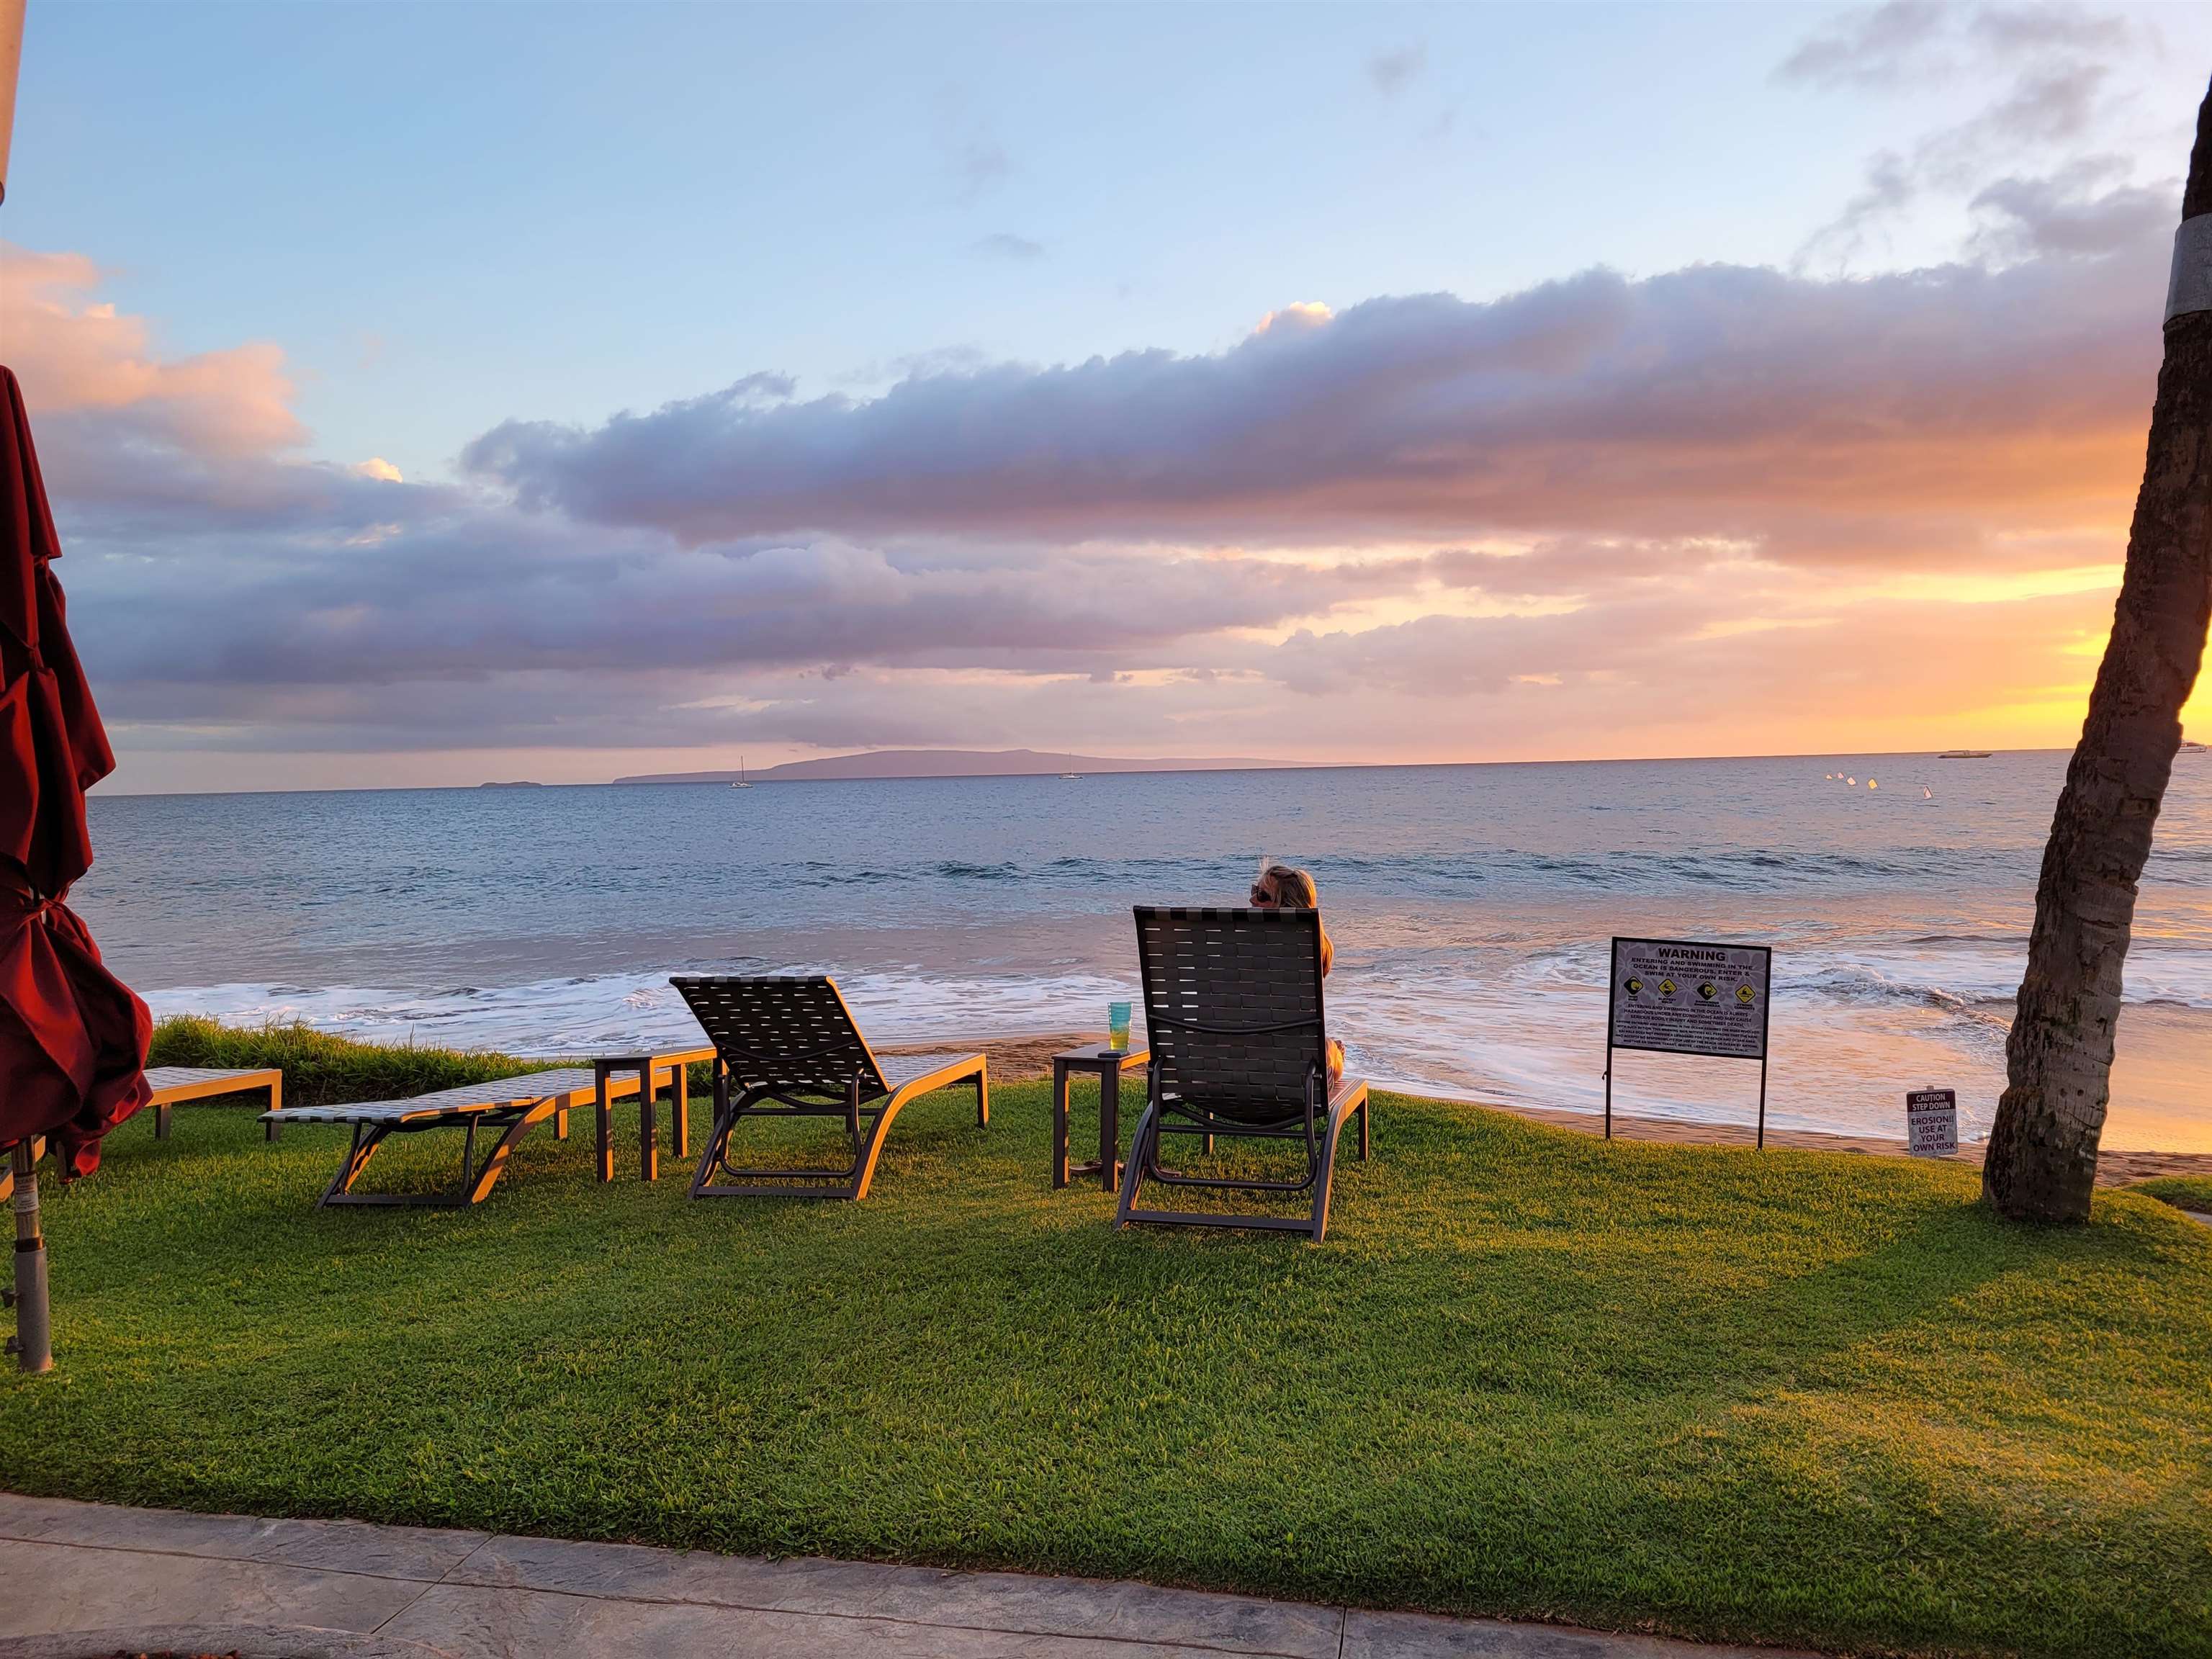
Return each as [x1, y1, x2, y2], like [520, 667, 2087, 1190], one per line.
[1051, 1044, 1148, 1194]
[592, 1046, 714, 1182]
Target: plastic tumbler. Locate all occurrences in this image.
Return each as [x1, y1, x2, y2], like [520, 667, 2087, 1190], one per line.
[1107, 1002, 1132, 1051]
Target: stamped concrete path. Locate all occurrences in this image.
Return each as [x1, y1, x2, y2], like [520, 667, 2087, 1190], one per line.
[0, 1493, 1822, 1659]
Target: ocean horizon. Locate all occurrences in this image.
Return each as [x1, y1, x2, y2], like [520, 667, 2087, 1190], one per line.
[96, 743, 2104, 796]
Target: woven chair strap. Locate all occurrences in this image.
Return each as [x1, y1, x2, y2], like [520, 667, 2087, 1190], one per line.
[1148, 1014, 1318, 1036]
[722, 1041, 863, 1067]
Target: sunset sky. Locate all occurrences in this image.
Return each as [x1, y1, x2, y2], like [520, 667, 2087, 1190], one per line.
[6, 0, 2210, 791]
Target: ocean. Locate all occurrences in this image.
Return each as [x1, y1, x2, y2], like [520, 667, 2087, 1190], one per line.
[76, 751, 2212, 1151]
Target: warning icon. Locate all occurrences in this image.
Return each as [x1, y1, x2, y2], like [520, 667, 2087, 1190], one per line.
[1624, 976, 1643, 996]
[1658, 978, 1676, 997]
[1736, 984, 1756, 1005]
[1697, 981, 1718, 1001]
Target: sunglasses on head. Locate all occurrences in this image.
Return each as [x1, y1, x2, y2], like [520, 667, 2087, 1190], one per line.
[1249, 881, 1274, 904]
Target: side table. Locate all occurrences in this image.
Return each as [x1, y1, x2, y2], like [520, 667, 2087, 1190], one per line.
[1051, 1044, 1148, 1193]
[592, 1046, 715, 1182]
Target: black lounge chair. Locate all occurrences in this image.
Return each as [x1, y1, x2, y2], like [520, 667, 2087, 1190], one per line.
[671, 974, 988, 1200]
[1117, 906, 1370, 1241]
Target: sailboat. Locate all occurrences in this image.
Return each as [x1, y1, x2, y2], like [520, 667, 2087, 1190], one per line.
[1059, 751, 1082, 781]
[729, 757, 753, 788]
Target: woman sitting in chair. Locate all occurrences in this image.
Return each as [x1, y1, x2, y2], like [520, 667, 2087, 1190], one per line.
[1248, 861, 1346, 1090]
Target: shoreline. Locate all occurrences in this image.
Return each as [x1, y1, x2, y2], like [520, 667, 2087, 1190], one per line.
[894, 1032, 2212, 1187]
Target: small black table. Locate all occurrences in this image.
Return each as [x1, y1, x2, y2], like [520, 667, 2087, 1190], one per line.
[1051, 1043, 1148, 1193]
[591, 1046, 714, 1182]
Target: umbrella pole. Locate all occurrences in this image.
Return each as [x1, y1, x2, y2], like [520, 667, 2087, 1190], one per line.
[6, 1142, 51, 1374]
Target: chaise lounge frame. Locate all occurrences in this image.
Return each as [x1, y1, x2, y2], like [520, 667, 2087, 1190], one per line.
[1117, 906, 1370, 1241]
[145, 1066, 286, 1143]
[264, 1065, 668, 1208]
[672, 975, 986, 1201]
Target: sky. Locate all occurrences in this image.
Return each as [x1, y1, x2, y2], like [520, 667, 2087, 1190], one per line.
[4, 0, 2210, 791]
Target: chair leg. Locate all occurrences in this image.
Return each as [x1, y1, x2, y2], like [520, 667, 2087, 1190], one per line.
[974, 1061, 989, 1128]
[1114, 1102, 1162, 1229]
[154, 1103, 171, 1141]
[688, 1108, 738, 1198]
[1308, 1089, 1365, 1241]
[322, 1123, 384, 1205]
[461, 1107, 554, 1205]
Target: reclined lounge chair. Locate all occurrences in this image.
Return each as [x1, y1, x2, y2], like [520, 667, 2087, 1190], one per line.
[1117, 906, 1370, 1241]
[264, 1061, 683, 1208]
[671, 975, 986, 1200]
[145, 1066, 285, 1142]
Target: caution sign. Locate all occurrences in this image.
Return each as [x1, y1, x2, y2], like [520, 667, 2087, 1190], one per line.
[1905, 1089, 1959, 1157]
[1608, 938, 1772, 1062]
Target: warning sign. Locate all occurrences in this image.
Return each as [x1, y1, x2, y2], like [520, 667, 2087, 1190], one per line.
[1608, 938, 1772, 1061]
[1905, 1089, 1959, 1157]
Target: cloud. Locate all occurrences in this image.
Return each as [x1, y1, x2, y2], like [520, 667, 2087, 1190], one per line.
[351, 457, 404, 482]
[1968, 165, 2172, 260]
[1777, 1, 2126, 91]
[1776, 1, 1949, 90]
[1251, 301, 1334, 335]
[462, 238, 2166, 566]
[935, 96, 1012, 204]
[1367, 44, 1426, 97]
[1785, 4, 2153, 270]
[2, 244, 305, 457]
[971, 233, 1046, 261]
[27, 174, 2192, 775]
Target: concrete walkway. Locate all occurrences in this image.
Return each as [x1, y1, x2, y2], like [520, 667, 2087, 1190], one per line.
[0, 1493, 1819, 1659]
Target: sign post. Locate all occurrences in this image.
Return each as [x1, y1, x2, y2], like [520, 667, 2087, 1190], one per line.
[1605, 938, 1774, 1146]
[1905, 1088, 1959, 1157]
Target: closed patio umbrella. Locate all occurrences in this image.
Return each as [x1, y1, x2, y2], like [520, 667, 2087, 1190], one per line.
[1, 364, 153, 1370]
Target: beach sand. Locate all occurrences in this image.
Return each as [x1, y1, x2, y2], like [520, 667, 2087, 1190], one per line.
[891, 1033, 2212, 1188]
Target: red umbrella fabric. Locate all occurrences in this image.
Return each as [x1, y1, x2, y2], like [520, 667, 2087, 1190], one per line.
[1, 364, 150, 1177]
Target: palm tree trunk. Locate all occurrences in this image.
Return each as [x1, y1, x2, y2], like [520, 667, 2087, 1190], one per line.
[1984, 78, 2212, 1222]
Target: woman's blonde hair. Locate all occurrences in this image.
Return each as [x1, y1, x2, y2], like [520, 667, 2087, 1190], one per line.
[1254, 862, 1319, 909]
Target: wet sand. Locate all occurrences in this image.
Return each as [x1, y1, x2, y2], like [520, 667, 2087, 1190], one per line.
[894, 1033, 2212, 1188]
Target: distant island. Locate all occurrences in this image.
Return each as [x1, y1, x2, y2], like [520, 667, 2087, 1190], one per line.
[479, 780, 546, 788]
[612, 749, 1280, 786]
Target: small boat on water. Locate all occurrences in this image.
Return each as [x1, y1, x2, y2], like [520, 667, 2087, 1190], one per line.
[1937, 750, 1993, 759]
[1060, 751, 1082, 780]
[730, 757, 753, 788]
[2182, 740, 2208, 755]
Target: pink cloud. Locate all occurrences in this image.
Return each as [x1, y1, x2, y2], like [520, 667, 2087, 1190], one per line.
[1, 245, 305, 458]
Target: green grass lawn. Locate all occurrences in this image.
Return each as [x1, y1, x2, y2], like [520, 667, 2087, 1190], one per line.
[148, 1015, 538, 1106]
[2134, 1175, 2212, 1215]
[2, 1078, 2207, 1658]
